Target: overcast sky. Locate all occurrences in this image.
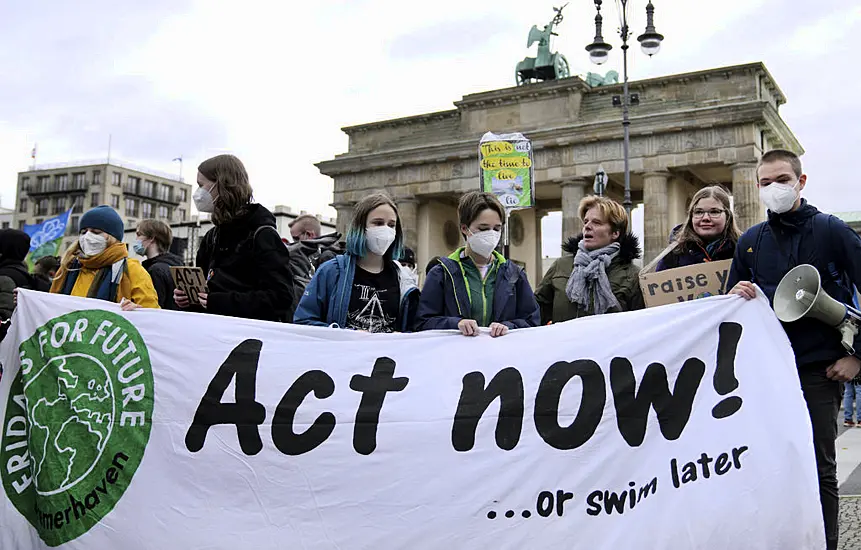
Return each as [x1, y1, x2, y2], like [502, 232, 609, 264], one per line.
[1, 0, 858, 256]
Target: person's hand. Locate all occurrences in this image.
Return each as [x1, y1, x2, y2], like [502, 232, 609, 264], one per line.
[729, 281, 757, 300]
[120, 298, 140, 312]
[458, 319, 479, 337]
[489, 322, 509, 338]
[198, 292, 208, 309]
[174, 288, 190, 309]
[826, 356, 861, 382]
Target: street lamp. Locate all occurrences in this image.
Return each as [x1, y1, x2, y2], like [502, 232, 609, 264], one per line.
[586, 0, 664, 217]
[594, 165, 608, 197]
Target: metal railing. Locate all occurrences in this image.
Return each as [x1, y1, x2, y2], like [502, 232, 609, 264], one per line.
[27, 158, 184, 182]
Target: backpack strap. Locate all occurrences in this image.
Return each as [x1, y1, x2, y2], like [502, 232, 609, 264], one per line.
[812, 213, 854, 298]
[238, 225, 280, 254]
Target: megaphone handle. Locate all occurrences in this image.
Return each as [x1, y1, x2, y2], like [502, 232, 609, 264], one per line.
[840, 321, 859, 355]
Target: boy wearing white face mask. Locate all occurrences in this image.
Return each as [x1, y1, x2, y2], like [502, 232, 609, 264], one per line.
[50, 206, 159, 309]
[728, 149, 861, 550]
[416, 191, 539, 337]
[293, 193, 420, 332]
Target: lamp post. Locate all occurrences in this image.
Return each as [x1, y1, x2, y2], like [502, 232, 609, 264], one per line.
[586, 0, 664, 217]
[594, 165, 608, 197]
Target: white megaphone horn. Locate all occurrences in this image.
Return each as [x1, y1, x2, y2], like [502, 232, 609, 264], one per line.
[774, 264, 861, 354]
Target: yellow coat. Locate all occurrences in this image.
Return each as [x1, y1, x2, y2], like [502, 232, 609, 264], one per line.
[50, 243, 160, 308]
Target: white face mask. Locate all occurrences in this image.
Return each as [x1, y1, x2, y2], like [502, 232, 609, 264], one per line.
[467, 229, 501, 259]
[193, 186, 215, 213]
[759, 180, 800, 214]
[365, 225, 396, 256]
[79, 231, 108, 257]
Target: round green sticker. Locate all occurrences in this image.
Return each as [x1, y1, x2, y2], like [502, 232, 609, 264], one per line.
[1, 310, 154, 546]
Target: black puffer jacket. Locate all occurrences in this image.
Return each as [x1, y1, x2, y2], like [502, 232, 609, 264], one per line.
[195, 204, 294, 322]
[142, 252, 185, 310]
[0, 229, 33, 337]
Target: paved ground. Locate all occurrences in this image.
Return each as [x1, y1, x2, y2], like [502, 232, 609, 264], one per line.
[839, 497, 861, 550]
[837, 409, 861, 548]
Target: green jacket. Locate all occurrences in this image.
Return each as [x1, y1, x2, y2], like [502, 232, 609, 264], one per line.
[535, 234, 645, 324]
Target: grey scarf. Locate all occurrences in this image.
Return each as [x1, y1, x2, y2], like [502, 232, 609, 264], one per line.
[565, 240, 621, 315]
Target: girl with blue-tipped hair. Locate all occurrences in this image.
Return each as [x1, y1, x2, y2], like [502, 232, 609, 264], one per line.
[293, 193, 420, 332]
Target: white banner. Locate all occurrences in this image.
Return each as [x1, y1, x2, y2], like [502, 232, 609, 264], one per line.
[0, 290, 825, 549]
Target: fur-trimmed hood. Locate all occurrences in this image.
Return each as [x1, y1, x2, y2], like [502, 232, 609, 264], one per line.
[561, 232, 642, 265]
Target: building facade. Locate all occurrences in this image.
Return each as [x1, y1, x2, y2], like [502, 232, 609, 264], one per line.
[317, 62, 802, 285]
[122, 205, 338, 265]
[14, 160, 194, 251]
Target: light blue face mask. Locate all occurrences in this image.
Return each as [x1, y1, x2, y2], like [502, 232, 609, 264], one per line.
[133, 240, 147, 256]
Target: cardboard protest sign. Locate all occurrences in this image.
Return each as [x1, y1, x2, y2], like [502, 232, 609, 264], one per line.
[0, 290, 825, 549]
[170, 266, 207, 305]
[639, 259, 733, 308]
[479, 131, 534, 210]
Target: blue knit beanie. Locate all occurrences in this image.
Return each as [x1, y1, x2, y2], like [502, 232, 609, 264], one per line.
[79, 206, 124, 241]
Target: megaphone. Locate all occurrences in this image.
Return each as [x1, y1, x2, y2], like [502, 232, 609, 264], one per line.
[774, 264, 861, 354]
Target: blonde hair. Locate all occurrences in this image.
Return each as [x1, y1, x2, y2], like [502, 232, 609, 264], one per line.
[578, 195, 628, 235]
[674, 185, 741, 249]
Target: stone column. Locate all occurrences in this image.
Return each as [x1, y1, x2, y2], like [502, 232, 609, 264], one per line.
[560, 178, 588, 239]
[667, 177, 690, 231]
[331, 201, 355, 236]
[643, 171, 671, 263]
[396, 198, 419, 252]
[732, 163, 762, 232]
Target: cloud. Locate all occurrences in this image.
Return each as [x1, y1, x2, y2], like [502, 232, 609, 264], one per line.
[387, 17, 520, 61]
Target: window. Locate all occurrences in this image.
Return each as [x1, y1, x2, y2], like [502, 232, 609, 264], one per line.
[112, 172, 122, 186]
[72, 195, 84, 214]
[70, 216, 80, 233]
[158, 205, 169, 219]
[125, 197, 138, 217]
[125, 176, 140, 194]
[53, 197, 66, 215]
[37, 176, 49, 192]
[1, 222, 8, 230]
[93, 170, 101, 186]
[35, 218, 43, 225]
[91, 192, 100, 207]
[142, 180, 155, 197]
[72, 173, 86, 188]
[157, 183, 171, 201]
[110, 194, 120, 209]
[35, 198, 49, 216]
[142, 202, 153, 218]
[55, 174, 69, 191]
[21, 177, 29, 192]
[177, 208, 187, 221]
[179, 188, 188, 202]
[18, 198, 28, 213]
[17, 221, 25, 230]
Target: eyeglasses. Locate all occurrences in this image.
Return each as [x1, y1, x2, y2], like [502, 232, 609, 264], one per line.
[692, 209, 725, 219]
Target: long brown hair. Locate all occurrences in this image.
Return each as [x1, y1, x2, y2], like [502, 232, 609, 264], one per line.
[345, 193, 404, 261]
[674, 185, 741, 251]
[198, 154, 253, 225]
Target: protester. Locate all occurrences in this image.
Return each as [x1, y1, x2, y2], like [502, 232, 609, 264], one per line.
[535, 195, 643, 324]
[31, 255, 59, 292]
[655, 185, 740, 271]
[844, 375, 861, 427]
[286, 214, 343, 321]
[51, 206, 158, 309]
[134, 219, 184, 309]
[293, 193, 419, 332]
[415, 191, 539, 337]
[728, 149, 861, 550]
[401, 247, 417, 272]
[0, 229, 35, 340]
[174, 154, 294, 321]
[425, 256, 442, 276]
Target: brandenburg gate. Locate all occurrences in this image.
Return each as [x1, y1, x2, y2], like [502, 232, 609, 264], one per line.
[316, 62, 802, 284]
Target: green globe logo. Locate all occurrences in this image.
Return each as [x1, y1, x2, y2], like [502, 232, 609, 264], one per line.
[1, 311, 154, 547]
